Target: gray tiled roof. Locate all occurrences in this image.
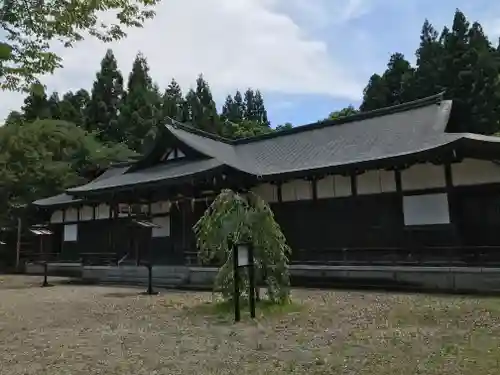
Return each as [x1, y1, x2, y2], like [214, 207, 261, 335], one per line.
[67, 158, 223, 193]
[33, 166, 130, 206]
[33, 193, 79, 206]
[166, 98, 500, 177]
[35, 94, 500, 200]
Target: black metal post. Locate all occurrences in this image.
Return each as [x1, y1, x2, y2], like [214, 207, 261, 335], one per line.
[233, 242, 240, 322]
[248, 243, 256, 319]
[41, 261, 49, 287]
[40, 235, 49, 287]
[146, 263, 154, 295]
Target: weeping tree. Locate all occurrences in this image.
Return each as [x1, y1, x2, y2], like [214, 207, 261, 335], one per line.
[193, 189, 291, 304]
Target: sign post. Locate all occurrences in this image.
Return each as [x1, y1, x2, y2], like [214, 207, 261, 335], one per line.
[29, 225, 53, 287]
[233, 241, 256, 322]
[247, 243, 256, 319]
[232, 241, 241, 322]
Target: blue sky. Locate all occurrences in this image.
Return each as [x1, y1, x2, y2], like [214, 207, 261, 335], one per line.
[1, 0, 499, 127]
[266, 0, 500, 126]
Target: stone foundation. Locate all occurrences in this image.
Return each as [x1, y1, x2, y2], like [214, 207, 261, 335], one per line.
[24, 263, 500, 294]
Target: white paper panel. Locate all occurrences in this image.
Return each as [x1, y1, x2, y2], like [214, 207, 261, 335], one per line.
[402, 164, 445, 191]
[295, 180, 312, 200]
[281, 181, 296, 202]
[97, 204, 110, 220]
[50, 210, 63, 223]
[452, 159, 500, 186]
[380, 170, 396, 192]
[251, 183, 277, 203]
[65, 207, 78, 222]
[403, 194, 450, 226]
[152, 216, 170, 237]
[316, 176, 335, 199]
[237, 245, 249, 266]
[63, 224, 78, 242]
[357, 171, 382, 195]
[334, 175, 351, 197]
[281, 180, 312, 201]
[79, 206, 94, 221]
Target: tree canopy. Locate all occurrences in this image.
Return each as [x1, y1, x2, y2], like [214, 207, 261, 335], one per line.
[0, 119, 135, 226]
[0, 0, 159, 91]
[358, 9, 500, 135]
[194, 189, 291, 304]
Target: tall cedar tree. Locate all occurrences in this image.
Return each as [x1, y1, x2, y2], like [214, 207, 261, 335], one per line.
[119, 53, 162, 152]
[220, 95, 235, 122]
[360, 53, 414, 111]
[162, 79, 184, 121]
[441, 10, 500, 133]
[21, 88, 51, 121]
[58, 89, 90, 127]
[358, 9, 500, 134]
[47, 92, 61, 119]
[85, 49, 124, 143]
[233, 90, 245, 122]
[193, 74, 220, 134]
[413, 19, 445, 99]
[253, 90, 270, 126]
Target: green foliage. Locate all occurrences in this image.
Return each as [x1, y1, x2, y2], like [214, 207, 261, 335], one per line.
[0, 119, 135, 226]
[358, 9, 500, 134]
[118, 53, 162, 152]
[275, 123, 293, 131]
[222, 120, 274, 139]
[328, 105, 358, 120]
[0, 0, 159, 91]
[190, 74, 221, 134]
[193, 189, 291, 304]
[85, 49, 125, 143]
[162, 79, 185, 121]
[360, 53, 414, 111]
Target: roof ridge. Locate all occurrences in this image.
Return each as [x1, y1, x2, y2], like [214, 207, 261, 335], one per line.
[233, 92, 446, 145]
[166, 117, 234, 144]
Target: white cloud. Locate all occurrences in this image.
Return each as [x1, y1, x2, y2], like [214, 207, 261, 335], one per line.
[0, 0, 365, 122]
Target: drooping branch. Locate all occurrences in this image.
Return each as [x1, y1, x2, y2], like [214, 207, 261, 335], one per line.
[193, 189, 291, 304]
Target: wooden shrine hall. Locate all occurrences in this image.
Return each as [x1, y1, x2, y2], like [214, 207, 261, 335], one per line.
[32, 93, 500, 273]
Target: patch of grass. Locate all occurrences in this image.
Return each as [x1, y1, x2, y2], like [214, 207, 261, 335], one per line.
[187, 294, 303, 323]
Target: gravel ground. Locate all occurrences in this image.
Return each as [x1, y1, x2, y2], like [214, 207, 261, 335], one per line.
[0, 275, 499, 375]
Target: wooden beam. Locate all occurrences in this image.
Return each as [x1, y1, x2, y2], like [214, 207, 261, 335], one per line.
[350, 174, 357, 196]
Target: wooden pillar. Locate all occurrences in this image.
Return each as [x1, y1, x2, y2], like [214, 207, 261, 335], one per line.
[15, 217, 21, 269]
[311, 178, 318, 201]
[444, 162, 459, 247]
[395, 168, 408, 253]
[277, 182, 283, 203]
[350, 173, 358, 196]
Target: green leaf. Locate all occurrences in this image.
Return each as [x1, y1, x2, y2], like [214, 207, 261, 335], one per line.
[0, 43, 12, 60]
[30, 82, 45, 97]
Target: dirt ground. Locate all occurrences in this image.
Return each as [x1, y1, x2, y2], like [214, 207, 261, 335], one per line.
[0, 275, 500, 375]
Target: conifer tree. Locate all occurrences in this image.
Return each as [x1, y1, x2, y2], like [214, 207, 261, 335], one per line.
[58, 89, 90, 128]
[253, 90, 270, 126]
[85, 49, 124, 143]
[162, 79, 184, 121]
[220, 95, 234, 122]
[192, 74, 220, 134]
[119, 52, 161, 151]
[47, 92, 61, 119]
[21, 87, 51, 121]
[233, 90, 245, 122]
[243, 88, 256, 120]
[413, 19, 445, 99]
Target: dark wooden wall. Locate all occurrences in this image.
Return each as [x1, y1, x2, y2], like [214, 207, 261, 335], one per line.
[46, 182, 500, 265]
